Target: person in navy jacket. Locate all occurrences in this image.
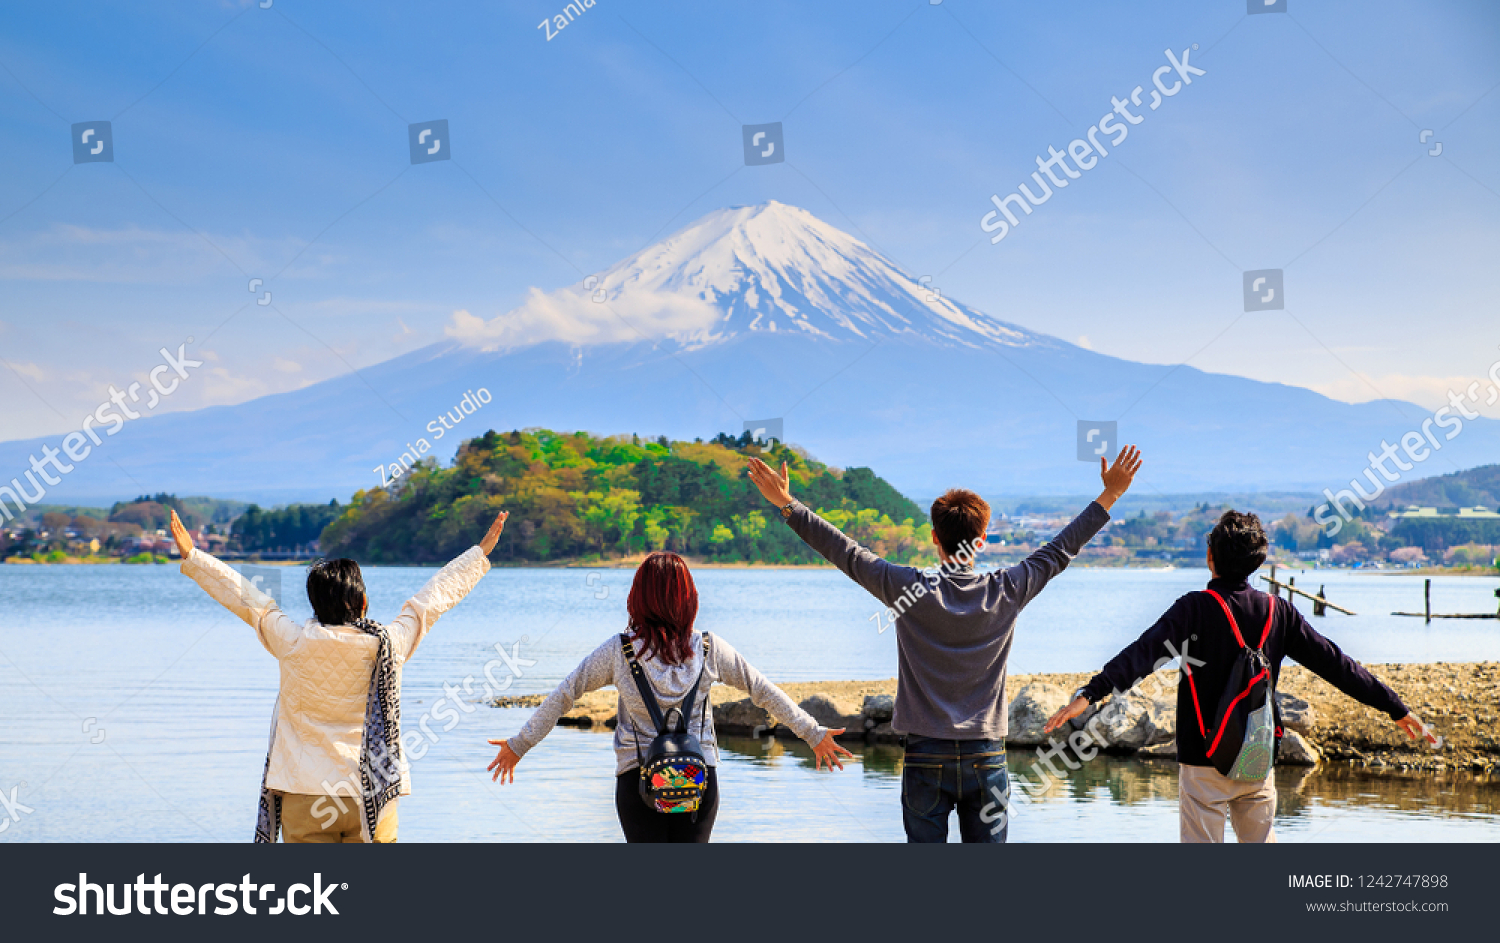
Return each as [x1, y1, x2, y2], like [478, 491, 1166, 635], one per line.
[1045, 510, 1436, 843]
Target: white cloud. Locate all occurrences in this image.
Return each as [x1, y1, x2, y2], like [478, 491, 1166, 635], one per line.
[200, 366, 272, 404]
[1312, 370, 1500, 418]
[8, 361, 47, 382]
[445, 287, 720, 352]
[272, 357, 303, 374]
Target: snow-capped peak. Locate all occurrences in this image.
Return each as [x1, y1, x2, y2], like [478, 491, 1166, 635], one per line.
[448, 201, 1046, 352]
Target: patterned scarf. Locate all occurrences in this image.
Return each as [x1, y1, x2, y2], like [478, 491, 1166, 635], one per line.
[254, 616, 403, 843]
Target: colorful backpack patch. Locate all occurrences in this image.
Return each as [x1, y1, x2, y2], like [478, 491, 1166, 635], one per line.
[622, 633, 713, 816]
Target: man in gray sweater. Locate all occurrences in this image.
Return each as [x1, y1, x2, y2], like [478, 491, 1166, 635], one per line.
[747, 447, 1142, 842]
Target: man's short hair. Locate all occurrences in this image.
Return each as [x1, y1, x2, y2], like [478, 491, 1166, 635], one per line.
[930, 489, 990, 558]
[1207, 510, 1268, 583]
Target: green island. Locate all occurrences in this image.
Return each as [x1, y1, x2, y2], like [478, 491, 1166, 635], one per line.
[321, 429, 930, 565]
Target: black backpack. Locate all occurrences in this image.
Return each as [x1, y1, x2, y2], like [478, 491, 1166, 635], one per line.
[1194, 590, 1281, 780]
[621, 633, 712, 816]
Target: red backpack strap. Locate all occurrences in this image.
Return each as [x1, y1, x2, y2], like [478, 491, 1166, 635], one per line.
[1258, 594, 1277, 649]
[1203, 588, 1247, 649]
[1185, 670, 1207, 738]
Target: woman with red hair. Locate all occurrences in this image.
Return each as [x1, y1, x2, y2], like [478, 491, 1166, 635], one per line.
[486, 551, 853, 842]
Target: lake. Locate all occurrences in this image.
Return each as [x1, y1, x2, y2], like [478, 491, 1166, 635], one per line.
[1, 561, 1497, 842]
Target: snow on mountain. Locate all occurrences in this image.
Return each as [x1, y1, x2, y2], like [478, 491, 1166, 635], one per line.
[4, 201, 1499, 506]
[446, 201, 1047, 352]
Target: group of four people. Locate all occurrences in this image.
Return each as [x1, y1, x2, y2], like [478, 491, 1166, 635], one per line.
[170, 443, 1432, 843]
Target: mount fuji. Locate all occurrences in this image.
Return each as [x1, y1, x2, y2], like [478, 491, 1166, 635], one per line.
[4, 201, 1497, 507]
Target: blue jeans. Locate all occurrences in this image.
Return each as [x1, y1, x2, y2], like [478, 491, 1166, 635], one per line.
[900, 736, 1010, 843]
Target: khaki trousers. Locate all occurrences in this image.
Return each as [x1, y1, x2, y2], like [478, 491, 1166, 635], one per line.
[1178, 764, 1277, 843]
[279, 793, 399, 843]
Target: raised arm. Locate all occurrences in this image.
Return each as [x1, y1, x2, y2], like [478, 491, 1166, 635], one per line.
[998, 503, 1111, 607]
[997, 447, 1138, 606]
[713, 635, 853, 771]
[748, 457, 916, 607]
[171, 509, 301, 658]
[487, 638, 617, 782]
[385, 510, 505, 658]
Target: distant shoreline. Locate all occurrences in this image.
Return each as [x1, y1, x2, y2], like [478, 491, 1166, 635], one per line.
[4, 554, 1498, 577]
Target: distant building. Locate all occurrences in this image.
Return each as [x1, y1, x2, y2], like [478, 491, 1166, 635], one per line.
[1390, 505, 1500, 519]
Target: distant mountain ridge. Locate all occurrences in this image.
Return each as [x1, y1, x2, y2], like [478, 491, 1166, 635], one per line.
[1376, 464, 1500, 509]
[3, 201, 1499, 507]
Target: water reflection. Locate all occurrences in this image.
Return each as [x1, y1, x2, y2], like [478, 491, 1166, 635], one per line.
[1275, 765, 1500, 822]
[713, 734, 1500, 842]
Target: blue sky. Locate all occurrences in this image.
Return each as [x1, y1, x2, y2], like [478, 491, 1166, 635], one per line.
[1, 0, 1497, 441]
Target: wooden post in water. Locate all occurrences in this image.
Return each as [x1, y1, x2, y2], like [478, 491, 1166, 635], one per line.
[1313, 585, 1327, 617]
[1269, 564, 1279, 597]
[1424, 578, 1432, 624]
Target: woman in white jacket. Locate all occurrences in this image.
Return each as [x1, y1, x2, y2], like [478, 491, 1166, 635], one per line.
[170, 507, 506, 843]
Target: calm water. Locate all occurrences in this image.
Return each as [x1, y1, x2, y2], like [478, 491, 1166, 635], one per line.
[1, 562, 1497, 842]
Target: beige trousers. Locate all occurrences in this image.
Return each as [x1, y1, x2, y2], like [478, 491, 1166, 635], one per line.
[1178, 764, 1277, 843]
[279, 792, 399, 843]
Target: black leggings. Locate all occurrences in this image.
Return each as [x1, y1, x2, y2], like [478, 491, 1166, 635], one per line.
[615, 767, 719, 843]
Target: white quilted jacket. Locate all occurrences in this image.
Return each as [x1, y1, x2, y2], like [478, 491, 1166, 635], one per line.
[181, 546, 491, 797]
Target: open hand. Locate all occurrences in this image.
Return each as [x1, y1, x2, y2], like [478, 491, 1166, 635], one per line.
[479, 510, 509, 555]
[168, 510, 194, 558]
[1395, 713, 1442, 748]
[747, 457, 793, 507]
[812, 729, 856, 771]
[1043, 696, 1090, 734]
[1097, 445, 1143, 510]
[487, 739, 521, 783]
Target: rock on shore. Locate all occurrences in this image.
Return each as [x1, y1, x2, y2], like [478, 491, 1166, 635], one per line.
[490, 662, 1500, 776]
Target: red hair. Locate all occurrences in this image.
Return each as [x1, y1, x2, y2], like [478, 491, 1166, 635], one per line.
[626, 552, 699, 665]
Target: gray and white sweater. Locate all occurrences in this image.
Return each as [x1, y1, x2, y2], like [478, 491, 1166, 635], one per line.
[507, 631, 829, 775]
